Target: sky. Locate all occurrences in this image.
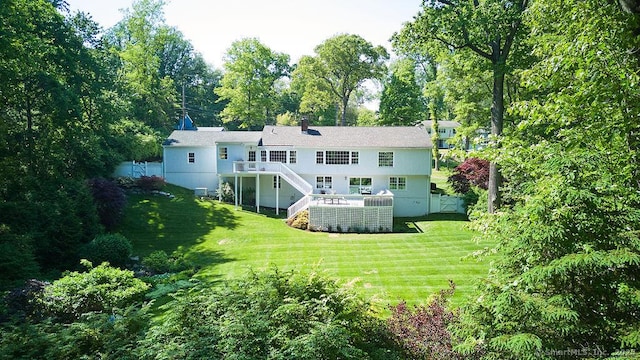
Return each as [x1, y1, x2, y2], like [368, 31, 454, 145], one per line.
[66, 0, 423, 68]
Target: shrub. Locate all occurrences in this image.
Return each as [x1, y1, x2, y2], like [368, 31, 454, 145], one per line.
[84, 234, 132, 268]
[387, 281, 470, 359]
[136, 175, 166, 192]
[448, 158, 490, 194]
[87, 177, 127, 231]
[141, 250, 193, 274]
[287, 210, 309, 230]
[40, 261, 149, 322]
[139, 267, 403, 359]
[214, 182, 235, 203]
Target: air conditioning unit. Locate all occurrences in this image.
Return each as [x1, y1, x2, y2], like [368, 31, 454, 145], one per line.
[194, 187, 208, 196]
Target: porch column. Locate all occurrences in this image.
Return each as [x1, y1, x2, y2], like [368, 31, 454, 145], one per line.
[256, 174, 260, 213]
[275, 174, 279, 215]
[217, 175, 222, 202]
[234, 173, 238, 209]
[240, 176, 243, 206]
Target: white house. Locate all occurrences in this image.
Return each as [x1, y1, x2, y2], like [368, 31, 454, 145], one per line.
[422, 120, 460, 149]
[162, 122, 433, 231]
[422, 120, 490, 151]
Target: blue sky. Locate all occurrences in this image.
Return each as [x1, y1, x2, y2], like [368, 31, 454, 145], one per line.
[66, 0, 422, 67]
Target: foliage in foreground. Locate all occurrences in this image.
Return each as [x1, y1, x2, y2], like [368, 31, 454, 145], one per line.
[387, 281, 478, 359]
[454, 1, 640, 358]
[139, 267, 403, 359]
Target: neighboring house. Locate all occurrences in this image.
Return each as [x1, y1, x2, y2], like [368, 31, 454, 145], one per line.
[421, 120, 489, 150]
[162, 121, 433, 231]
[422, 120, 460, 149]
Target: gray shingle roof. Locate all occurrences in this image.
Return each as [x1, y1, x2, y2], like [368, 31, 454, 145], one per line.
[261, 126, 432, 148]
[163, 126, 432, 148]
[163, 130, 262, 147]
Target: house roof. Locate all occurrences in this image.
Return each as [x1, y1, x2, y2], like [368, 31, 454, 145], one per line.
[261, 126, 432, 148]
[421, 120, 461, 128]
[163, 126, 432, 149]
[163, 130, 262, 147]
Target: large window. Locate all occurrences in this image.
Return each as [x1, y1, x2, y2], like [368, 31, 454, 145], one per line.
[389, 176, 406, 190]
[316, 176, 332, 189]
[289, 150, 297, 164]
[326, 150, 350, 164]
[219, 147, 228, 160]
[316, 151, 324, 164]
[269, 150, 287, 163]
[378, 152, 394, 167]
[349, 177, 372, 194]
[188, 152, 195, 163]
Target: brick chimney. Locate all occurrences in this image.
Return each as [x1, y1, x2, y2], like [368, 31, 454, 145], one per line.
[301, 117, 309, 134]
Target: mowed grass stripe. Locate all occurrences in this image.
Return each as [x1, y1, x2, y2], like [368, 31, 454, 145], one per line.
[119, 185, 496, 308]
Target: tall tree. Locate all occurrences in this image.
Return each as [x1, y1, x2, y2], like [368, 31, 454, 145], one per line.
[293, 34, 388, 126]
[215, 38, 290, 130]
[378, 58, 427, 125]
[455, 1, 640, 358]
[398, 0, 529, 212]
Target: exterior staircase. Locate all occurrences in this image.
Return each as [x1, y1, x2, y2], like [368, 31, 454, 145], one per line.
[233, 161, 312, 219]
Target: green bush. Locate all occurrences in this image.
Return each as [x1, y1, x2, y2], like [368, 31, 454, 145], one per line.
[138, 267, 403, 359]
[141, 250, 193, 274]
[40, 261, 149, 322]
[141, 250, 171, 273]
[84, 234, 132, 268]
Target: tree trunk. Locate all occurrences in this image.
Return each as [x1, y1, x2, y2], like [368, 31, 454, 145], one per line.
[488, 66, 505, 213]
[341, 96, 349, 126]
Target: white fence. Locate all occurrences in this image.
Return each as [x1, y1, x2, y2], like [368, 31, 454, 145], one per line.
[113, 161, 163, 178]
[430, 193, 466, 214]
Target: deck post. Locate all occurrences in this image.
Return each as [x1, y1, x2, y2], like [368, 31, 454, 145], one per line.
[256, 174, 260, 213]
[234, 173, 238, 209]
[275, 174, 279, 215]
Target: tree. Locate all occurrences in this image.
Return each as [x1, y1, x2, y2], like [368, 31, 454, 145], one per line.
[448, 158, 490, 194]
[108, 0, 178, 133]
[379, 58, 427, 125]
[455, 1, 640, 358]
[293, 34, 389, 126]
[399, 0, 530, 212]
[215, 38, 290, 130]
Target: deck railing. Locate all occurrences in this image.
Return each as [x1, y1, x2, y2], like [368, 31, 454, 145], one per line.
[287, 195, 311, 219]
[233, 161, 313, 196]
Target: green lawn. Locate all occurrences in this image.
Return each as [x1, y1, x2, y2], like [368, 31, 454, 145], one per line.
[119, 184, 496, 309]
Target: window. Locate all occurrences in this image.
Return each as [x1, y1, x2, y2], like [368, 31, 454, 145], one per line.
[289, 150, 297, 164]
[188, 152, 195, 163]
[326, 150, 350, 164]
[438, 128, 447, 134]
[248, 150, 256, 162]
[316, 151, 324, 164]
[349, 177, 372, 194]
[269, 150, 287, 163]
[316, 176, 332, 189]
[273, 176, 281, 189]
[219, 147, 228, 160]
[389, 177, 406, 190]
[378, 152, 394, 167]
[261, 150, 267, 162]
[351, 151, 359, 165]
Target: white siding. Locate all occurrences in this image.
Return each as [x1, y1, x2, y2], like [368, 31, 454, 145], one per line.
[163, 146, 218, 190]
